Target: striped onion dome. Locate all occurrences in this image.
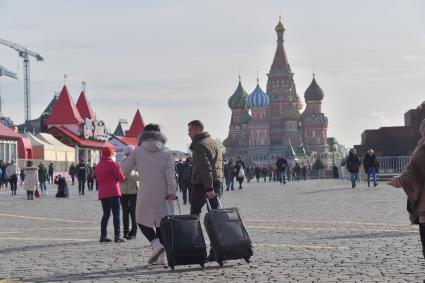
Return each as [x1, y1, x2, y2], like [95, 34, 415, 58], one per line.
[240, 110, 251, 124]
[228, 80, 248, 109]
[247, 83, 269, 108]
[304, 74, 324, 102]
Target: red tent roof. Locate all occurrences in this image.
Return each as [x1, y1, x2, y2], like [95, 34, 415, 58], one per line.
[45, 85, 83, 125]
[0, 123, 20, 139]
[76, 91, 95, 120]
[115, 136, 138, 147]
[126, 109, 145, 138]
[48, 125, 114, 149]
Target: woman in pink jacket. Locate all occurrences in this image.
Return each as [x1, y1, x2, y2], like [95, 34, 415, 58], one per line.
[95, 147, 126, 243]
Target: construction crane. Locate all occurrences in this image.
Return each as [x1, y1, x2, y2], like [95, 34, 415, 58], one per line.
[0, 65, 18, 114]
[0, 65, 18, 79]
[0, 38, 43, 122]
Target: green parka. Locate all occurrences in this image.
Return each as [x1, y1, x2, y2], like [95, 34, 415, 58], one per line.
[189, 132, 223, 192]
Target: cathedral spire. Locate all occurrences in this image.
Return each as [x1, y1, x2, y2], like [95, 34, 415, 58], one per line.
[270, 18, 291, 74]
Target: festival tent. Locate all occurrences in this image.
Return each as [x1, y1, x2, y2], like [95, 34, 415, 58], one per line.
[24, 132, 75, 162]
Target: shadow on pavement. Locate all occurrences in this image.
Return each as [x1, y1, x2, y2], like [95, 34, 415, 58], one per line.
[22, 264, 235, 282]
[319, 231, 415, 240]
[299, 187, 348, 194]
[0, 241, 94, 254]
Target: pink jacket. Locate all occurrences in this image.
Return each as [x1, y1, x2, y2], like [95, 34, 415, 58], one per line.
[95, 157, 125, 200]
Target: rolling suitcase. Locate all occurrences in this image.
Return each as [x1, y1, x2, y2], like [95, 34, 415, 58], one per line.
[160, 199, 207, 270]
[204, 198, 253, 266]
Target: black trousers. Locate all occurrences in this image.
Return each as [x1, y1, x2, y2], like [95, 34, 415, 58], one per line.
[419, 223, 425, 259]
[179, 180, 192, 204]
[87, 179, 94, 191]
[190, 184, 219, 216]
[9, 175, 17, 193]
[78, 177, 86, 194]
[120, 194, 137, 236]
[139, 224, 162, 244]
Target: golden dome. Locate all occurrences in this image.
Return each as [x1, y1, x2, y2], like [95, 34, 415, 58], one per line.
[275, 20, 285, 33]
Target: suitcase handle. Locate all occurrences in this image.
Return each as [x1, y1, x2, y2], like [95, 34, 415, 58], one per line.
[165, 197, 182, 215]
[205, 196, 223, 211]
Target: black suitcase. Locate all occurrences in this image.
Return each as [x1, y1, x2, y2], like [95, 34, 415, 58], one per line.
[160, 200, 207, 270]
[203, 198, 253, 266]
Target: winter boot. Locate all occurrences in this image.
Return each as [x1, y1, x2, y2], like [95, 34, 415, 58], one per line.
[148, 238, 164, 264]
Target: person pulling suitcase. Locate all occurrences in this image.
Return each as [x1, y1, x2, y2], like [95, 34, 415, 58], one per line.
[187, 120, 223, 261]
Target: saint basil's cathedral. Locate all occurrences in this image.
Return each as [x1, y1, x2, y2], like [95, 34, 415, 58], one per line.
[223, 20, 329, 166]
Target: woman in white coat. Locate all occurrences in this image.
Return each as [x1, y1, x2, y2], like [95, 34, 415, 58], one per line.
[121, 124, 177, 265]
[23, 161, 39, 200]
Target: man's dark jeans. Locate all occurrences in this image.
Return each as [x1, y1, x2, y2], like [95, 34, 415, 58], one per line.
[78, 177, 86, 194]
[100, 196, 121, 240]
[179, 180, 192, 204]
[190, 184, 219, 216]
[120, 194, 137, 236]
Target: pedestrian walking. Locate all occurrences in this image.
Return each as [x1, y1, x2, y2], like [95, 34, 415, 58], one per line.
[23, 161, 39, 200]
[48, 163, 54, 184]
[38, 163, 48, 195]
[186, 120, 222, 261]
[224, 158, 235, 191]
[69, 163, 76, 185]
[301, 164, 307, 180]
[363, 149, 380, 187]
[77, 160, 88, 195]
[121, 123, 177, 265]
[179, 157, 193, 204]
[6, 159, 19, 195]
[87, 165, 95, 191]
[235, 157, 245, 189]
[388, 119, 425, 259]
[254, 166, 261, 182]
[119, 145, 139, 240]
[95, 147, 126, 243]
[276, 156, 288, 184]
[20, 167, 25, 185]
[346, 148, 361, 188]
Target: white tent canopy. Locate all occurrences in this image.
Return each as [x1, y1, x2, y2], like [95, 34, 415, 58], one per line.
[25, 133, 75, 162]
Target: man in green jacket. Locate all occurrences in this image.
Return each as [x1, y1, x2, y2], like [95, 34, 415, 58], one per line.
[187, 120, 223, 216]
[120, 145, 139, 240]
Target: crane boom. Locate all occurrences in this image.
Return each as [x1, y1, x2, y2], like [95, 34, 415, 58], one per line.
[0, 38, 43, 61]
[0, 38, 44, 123]
[0, 65, 18, 79]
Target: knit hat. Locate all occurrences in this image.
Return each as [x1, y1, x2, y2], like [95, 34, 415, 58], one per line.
[102, 147, 115, 156]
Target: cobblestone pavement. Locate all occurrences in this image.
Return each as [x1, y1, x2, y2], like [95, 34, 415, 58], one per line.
[0, 179, 423, 282]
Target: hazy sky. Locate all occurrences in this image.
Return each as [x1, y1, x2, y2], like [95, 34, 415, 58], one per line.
[0, 1, 424, 151]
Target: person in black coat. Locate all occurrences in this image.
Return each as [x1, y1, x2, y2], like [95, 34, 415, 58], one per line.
[275, 157, 288, 185]
[346, 148, 361, 188]
[363, 149, 380, 187]
[77, 160, 88, 195]
[69, 163, 76, 185]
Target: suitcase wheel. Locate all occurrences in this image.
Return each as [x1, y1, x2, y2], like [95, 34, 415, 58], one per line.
[200, 263, 205, 268]
[170, 265, 175, 270]
[244, 257, 251, 263]
[218, 260, 224, 267]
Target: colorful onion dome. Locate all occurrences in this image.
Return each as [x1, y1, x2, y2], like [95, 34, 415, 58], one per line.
[228, 79, 248, 109]
[240, 110, 251, 124]
[247, 82, 269, 108]
[304, 74, 324, 102]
